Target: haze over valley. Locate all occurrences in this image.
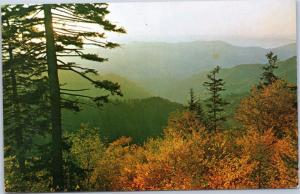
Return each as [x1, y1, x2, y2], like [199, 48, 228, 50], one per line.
[61, 40, 297, 142]
[63, 40, 297, 102]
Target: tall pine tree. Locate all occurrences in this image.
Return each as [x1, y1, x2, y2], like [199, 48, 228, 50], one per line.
[3, 3, 126, 190]
[258, 51, 278, 88]
[188, 88, 197, 112]
[2, 5, 51, 191]
[187, 88, 205, 125]
[42, 5, 125, 189]
[203, 66, 228, 131]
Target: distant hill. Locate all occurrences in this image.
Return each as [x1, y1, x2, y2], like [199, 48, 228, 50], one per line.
[144, 56, 297, 103]
[59, 44, 296, 144]
[62, 97, 184, 144]
[59, 71, 151, 99]
[61, 41, 296, 102]
[273, 43, 297, 59]
[80, 41, 296, 82]
[59, 54, 297, 104]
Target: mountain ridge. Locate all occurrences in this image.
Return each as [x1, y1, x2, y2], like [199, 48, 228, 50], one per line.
[117, 40, 295, 50]
[93, 41, 296, 81]
[149, 56, 297, 103]
[59, 71, 152, 100]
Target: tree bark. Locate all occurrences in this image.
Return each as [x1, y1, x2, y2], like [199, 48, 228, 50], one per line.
[43, 4, 63, 190]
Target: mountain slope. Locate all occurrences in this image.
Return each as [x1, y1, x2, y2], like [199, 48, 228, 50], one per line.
[89, 41, 296, 81]
[59, 71, 151, 99]
[273, 43, 297, 59]
[62, 97, 184, 144]
[147, 56, 297, 103]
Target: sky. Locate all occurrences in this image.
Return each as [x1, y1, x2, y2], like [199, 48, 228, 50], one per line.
[104, 0, 296, 48]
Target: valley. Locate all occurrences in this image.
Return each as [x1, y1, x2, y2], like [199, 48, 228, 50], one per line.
[60, 41, 297, 143]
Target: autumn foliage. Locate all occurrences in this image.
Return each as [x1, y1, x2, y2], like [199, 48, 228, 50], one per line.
[59, 80, 298, 191]
[236, 80, 297, 139]
[4, 80, 298, 191]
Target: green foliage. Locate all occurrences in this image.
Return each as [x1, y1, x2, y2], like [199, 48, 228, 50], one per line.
[67, 126, 105, 190]
[4, 153, 52, 192]
[187, 88, 197, 111]
[3, 3, 126, 191]
[2, 2, 297, 191]
[187, 88, 206, 124]
[59, 71, 151, 99]
[258, 51, 279, 88]
[63, 97, 184, 144]
[2, 5, 51, 190]
[203, 66, 228, 131]
[69, 126, 105, 170]
[144, 56, 296, 103]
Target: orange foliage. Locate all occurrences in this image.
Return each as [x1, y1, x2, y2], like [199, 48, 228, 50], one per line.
[236, 128, 298, 188]
[234, 80, 298, 188]
[71, 80, 298, 191]
[236, 80, 297, 139]
[204, 132, 258, 189]
[90, 136, 140, 191]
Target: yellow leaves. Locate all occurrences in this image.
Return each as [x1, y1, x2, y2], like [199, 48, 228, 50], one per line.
[109, 136, 132, 147]
[233, 80, 298, 189]
[236, 80, 297, 138]
[69, 126, 104, 173]
[165, 111, 205, 138]
[66, 87, 297, 191]
[88, 135, 144, 191]
[235, 127, 298, 189]
[75, 185, 80, 191]
[207, 152, 257, 189]
[71, 120, 297, 191]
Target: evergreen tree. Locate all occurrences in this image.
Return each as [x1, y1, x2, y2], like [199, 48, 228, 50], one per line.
[195, 99, 205, 125]
[2, 5, 51, 190]
[41, 5, 125, 189]
[187, 88, 206, 125]
[258, 51, 278, 88]
[3, 3, 126, 190]
[203, 66, 228, 131]
[188, 88, 197, 112]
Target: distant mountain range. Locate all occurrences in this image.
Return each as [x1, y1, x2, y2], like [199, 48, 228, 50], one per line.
[60, 56, 296, 106]
[144, 56, 297, 103]
[60, 41, 297, 141]
[81, 41, 296, 82]
[60, 41, 297, 103]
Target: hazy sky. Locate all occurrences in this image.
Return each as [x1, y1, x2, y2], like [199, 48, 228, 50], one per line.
[105, 0, 296, 48]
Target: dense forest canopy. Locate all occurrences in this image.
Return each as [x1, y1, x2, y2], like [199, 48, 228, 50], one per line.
[1, 3, 298, 192]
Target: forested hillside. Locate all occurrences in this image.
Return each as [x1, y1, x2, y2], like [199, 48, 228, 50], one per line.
[59, 71, 151, 99]
[63, 97, 184, 144]
[2, 3, 298, 192]
[154, 56, 297, 103]
[60, 57, 296, 139]
[60, 56, 297, 104]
